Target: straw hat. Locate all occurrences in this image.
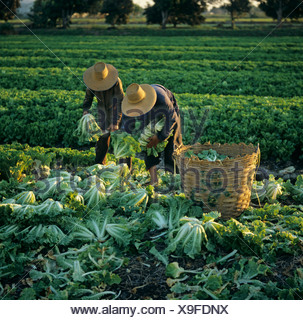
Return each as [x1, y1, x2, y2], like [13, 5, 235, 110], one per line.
[122, 83, 157, 117]
[83, 62, 118, 91]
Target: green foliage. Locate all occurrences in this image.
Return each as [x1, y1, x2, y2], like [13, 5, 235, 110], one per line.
[0, 35, 302, 161]
[284, 175, 303, 204]
[185, 149, 228, 161]
[83, 184, 106, 208]
[251, 175, 283, 204]
[29, 0, 103, 28]
[0, 144, 96, 181]
[101, 0, 133, 26]
[223, 0, 251, 29]
[166, 261, 201, 278]
[62, 192, 86, 217]
[73, 114, 104, 145]
[72, 214, 131, 246]
[0, 23, 15, 35]
[28, 0, 58, 28]
[0, 157, 303, 299]
[167, 217, 209, 258]
[170, 0, 207, 27]
[0, 31, 302, 301]
[144, 0, 171, 28]
[13, 191, 36, 205]
[145, 0, 204, 27]
[145, 0, 206, 28]
[110, 131, 141, 159]
[138, 117, 172, 157]
[257, 0, 303, 22]
[0, 0, 20, 22]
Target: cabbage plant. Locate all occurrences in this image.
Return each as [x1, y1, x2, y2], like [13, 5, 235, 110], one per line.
[14, 191, 36, 205]
[73, 114, 106, 144]
[138, 117, 172, 157]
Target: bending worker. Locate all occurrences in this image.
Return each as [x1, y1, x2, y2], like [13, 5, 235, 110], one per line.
[82, 61, 124, 165]
[122, 83, 182, 185]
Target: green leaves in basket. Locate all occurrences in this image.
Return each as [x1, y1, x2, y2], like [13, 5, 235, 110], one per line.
[185, 149, 229, 161]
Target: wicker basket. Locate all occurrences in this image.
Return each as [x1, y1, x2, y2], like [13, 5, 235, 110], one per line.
[173, 142, 260, 220]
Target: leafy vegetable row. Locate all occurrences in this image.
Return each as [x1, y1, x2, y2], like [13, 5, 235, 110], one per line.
[0, 156, 302, 300]
[1, 90, 302, 161]
[1, 56, 303, 73]
[1, 67, 302, 97]
[1, 36, 302, 63]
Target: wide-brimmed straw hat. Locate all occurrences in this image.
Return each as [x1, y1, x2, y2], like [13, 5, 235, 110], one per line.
[122, 83, 157, 117]
[83, 62, 118, 91]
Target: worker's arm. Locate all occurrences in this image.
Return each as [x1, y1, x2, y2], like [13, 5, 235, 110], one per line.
[156, 101, 177, 142]
[112, 78, 124, 129]
[82, 88, 94, 115]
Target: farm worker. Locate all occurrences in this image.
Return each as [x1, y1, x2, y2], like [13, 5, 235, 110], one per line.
[82, 62, 124, 165]
[122, 83, 182, 186]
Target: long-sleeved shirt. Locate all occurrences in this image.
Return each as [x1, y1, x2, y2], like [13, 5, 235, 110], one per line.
[82, 77, 124, 129]
[150, 84, 181, 145]
[123, 84, 182, 147]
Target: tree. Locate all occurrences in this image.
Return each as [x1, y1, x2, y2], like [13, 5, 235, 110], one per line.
[223, 0, 251, 29]
[87, 0, 104, 14]
[54, 0, 103, 28]
[144, 0, 173, 29]
[101, 0, 134, 27]
[28, 0, 58, 28]
[173, 0, 206, 27]
[144, 2, 162, 26]
[144, 0, 206, 29]
[0, 0, 21, 22]
[158, 0, 173, 29]
[29, 0, 103, 28]
[257, 0, 303, 25]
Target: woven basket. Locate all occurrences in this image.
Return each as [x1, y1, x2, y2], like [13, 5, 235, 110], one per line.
[173, 142, 260, 220]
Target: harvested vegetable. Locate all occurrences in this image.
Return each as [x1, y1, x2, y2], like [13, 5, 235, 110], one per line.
[266, 181, 283, 202]
[73, 215, 131, 247]
[83, 184, 106, 208]
[139, 117, 172, 157]
[36, 199, 64, 215]
[35, 177, 63, 200]
[111, 132, 141, 159]
[167, 217, 208, 258]
[79, 175, 104, 190]
[14, 191, 36, 205]
[251, 175, 283, 203]
[185, 149, 229, 161]
[251, 181, 267, 202]
[74, 114, 106, 144]
[284, 175, 303, 204]
[166, 262, 201, 278]
[146, 204, 168, 230]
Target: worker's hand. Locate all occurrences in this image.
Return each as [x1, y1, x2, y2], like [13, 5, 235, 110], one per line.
[108, 124, 119, 132]
[146, 135, 160, 148]
[83, 110, 89, 116]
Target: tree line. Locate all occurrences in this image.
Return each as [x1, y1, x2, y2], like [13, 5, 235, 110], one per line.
[1, 0, 302, 29]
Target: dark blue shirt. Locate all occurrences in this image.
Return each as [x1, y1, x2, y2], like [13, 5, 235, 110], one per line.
[123, 84, 182, 146]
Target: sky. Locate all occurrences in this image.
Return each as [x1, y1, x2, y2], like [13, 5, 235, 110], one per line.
[133, 0, 152, 7]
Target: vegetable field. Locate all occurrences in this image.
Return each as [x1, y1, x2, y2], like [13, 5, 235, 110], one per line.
[0, 32, 303, 300]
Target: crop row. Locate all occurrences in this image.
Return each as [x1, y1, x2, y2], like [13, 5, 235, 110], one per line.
[2, 35, 302, 48]
[1, 88, 302, 161]
[0, 143, 97, 181]
[1, 47, 302, 63]
[0, 144, 303, 299]
[1, 56, 303, 73]
[1, 67, 302, 97]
